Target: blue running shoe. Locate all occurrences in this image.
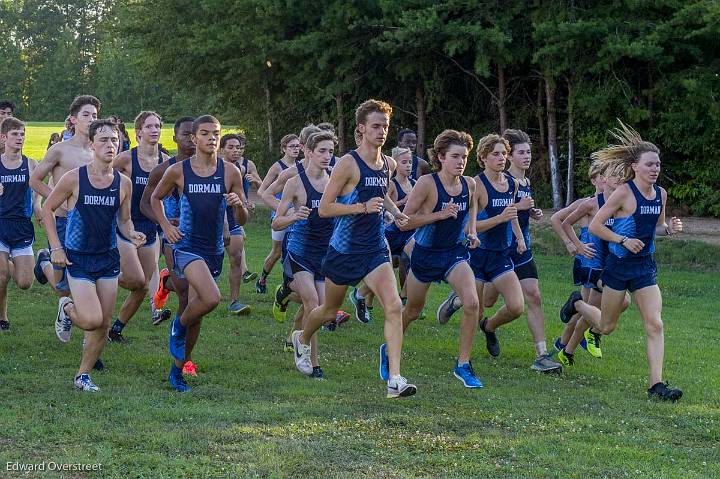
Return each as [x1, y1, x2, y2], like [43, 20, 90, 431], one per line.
[550, 337, 565, 357]
[453, 361, 483, 388]
[379, 343, 389, 381]
[74, 373, 99, 392]
[168, 364, 191, 392]
[169, 317, 187, 362]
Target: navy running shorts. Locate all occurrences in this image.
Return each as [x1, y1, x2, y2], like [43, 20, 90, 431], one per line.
[0, 218, 34, 256]
[284, 251, 324, 282]
[469, 248, 514, 283]
[321, 245, 390, 287]
[117, 218, 157, 247]
[514, 257, 539, 281]
[601, 254, 657, 293]
[385, 229, 414, 257]
[66, 248, 120, 283]
[173, 249, 224, 280]
[410, 243, 470, 284]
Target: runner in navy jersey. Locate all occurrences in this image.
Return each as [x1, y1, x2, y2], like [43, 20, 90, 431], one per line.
[43, 119, 145, 391]
[559, 162, 631, 365]
[293, 100, 417, 399]
[471, 129, 561, 373]
[0, 117, 42, 331]
[31, 95, 100, 297]
[255, 134, 301, 293]
[274, 131, 336, 379]
[439, 135, 527, 362]
[140, 116, 196, 374]
[151, 115, 248, 392]
[220, 133, 253, 315]
[396, 129, 430, 179]
[563, 123, 683, 400]
[400, 130, 483, 388]
[109, 111, 170, 342]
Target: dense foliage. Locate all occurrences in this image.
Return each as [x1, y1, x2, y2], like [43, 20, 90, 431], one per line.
[1, 0, 719, 213]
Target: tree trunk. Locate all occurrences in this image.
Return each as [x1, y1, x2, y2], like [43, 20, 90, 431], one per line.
[536, 81, 547, 181]
[566, 79, 575, 206]
[335, 94, 346, 153]
[416, 84, 427, 159]
[497, 63, 507, 133]
[264, 79, 273, 155]
[545, 75, 562, 209]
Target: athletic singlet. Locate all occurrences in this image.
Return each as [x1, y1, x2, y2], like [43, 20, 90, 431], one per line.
[329, 150, 388, 254]
[477, 172, 515, 251]
[582, 193, 609, 269]
[609, 181, 661, 258]
[0, 155, 32, 219]
[384, 177, 416, 235]
[287, 168, 334, 258]
[65, 166, 120, 253]
[225, 160, 242, 233]
[507, 172, 532, 251]
[414, 174, 470, 251]
[270, 159, 292, 220]
[176, 159, 227, 256]
[240, 158, 250, 198]
[576, 226, 589, 262]
[411, 154, 421, 180]
[129, 147, 163, 223]
[163, 156, 180, 219]
[329, 155, 337, 170]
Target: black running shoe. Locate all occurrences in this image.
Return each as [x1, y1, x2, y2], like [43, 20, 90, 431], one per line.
[152, 308, 172, 326]
[648, 382, 683, 402]
[108, 330, 127, 343]
[34, 249, 50, 285]
[310, 366, 324, 380]
[93, 358, 104, 371]
[560, 290, 583, 323]
[0, 320, 9, 331]
[349, 288, 370, 323]
[255, 278, 267, 294]
[479, 318, 500, 357]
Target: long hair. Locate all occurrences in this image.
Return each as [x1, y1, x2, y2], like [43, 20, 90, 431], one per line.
[590, 120, 659, 182]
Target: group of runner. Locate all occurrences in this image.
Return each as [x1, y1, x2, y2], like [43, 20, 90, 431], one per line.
[0, 95, 683, 400]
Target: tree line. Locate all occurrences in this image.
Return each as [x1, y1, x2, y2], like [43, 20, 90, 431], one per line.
[2, 0, 719, 214]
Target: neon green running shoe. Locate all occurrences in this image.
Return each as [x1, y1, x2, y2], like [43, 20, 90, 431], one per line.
[273, 285, 288, 322]
[582, 328, 603, 358]
[557, 349, 574, 367]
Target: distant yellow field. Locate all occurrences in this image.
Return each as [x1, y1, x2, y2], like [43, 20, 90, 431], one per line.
[21, 122, 241, 160]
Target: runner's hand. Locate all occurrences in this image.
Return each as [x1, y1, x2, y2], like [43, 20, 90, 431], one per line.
[294, 206, 311, 221]
[394, 212, 409, 228]
[516, 239, 527, 254]
[162, 224, 184, 244]
[224, 193, 242, 207]
[438, 198, 459, 219]
[577, 242, 596, 259]
[530, 208, 543, 220]
[364, 197, 384, 214]
[623, 238, 644, 254]
[668, 216, 683, 234]
[516, 196, 534, 210]
[500, 205, 518, 222]
[50, 248, 71, 267]
[465, 234, 480, 249]
[130, 231, 146, 248]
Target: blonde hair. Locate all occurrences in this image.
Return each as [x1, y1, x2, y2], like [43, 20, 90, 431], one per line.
[134, 111, 162, 131]
[588, 160, 604, 179]
[590, 120, 660, 182]
[427, 129, 474, 171]
[391, 147, 411, 160]
[476, 134, 509, 166]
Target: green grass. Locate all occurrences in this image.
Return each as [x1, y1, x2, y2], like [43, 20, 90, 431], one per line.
[21, 122, 242, 160]
[1, 214, 719, 478]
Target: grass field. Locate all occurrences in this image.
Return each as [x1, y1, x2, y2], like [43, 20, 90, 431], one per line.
[3, 123, 719, 477]
[1, 212, 719, 478]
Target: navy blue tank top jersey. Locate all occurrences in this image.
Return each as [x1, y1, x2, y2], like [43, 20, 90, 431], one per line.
[330, 150, 389, 254]
[507, 173, 532, 251]
[477, 172, 516, 251]
[329, 155, 337, 171]
[176, 160, 227, 256]
[0, 155, 32, 219]
[240, 158, 250, 198]
[287, 168, 334, 258]
[576, 225, 589, 261]
[609, 181, 661, 258]
[163, 157, 180, 219]
[411, 155, 421, 180]
[129, 147, 163, 223]
[414, 175, 470, 251]
[66, 166, 120, 253]
[270, 159, 292, 220]
[581, 194, 610, 269]
[385, 177, 417, 235]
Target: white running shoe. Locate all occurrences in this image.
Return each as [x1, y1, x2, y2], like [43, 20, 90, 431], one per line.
[292, 330, 313, 375]
[74, 373, 99, 392]
[387, 375, 417, 399]
[55, 297, 73, 343]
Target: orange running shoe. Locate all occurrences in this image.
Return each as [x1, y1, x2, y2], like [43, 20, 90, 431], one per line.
[154, 268, 171, 309]
[182, 360, 197, 376]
